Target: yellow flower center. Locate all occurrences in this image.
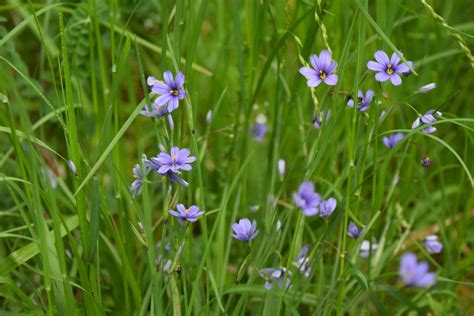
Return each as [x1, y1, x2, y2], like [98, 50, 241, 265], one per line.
[319, 70, 327, 79]
[172, 154, 177, 160]
[170, 89, 179, 96]
[185, 208, 189, 214]
[386, 64, 394, 75]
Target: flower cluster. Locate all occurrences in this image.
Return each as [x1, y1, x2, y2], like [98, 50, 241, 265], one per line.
[293, 181, 337, 218]
[260, 268, 292, 290]
[412, 110, 442, 134]
[399, 252, 436, 287]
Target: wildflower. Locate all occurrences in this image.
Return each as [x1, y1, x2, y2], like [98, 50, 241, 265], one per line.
[67, 160, 77, 176]
[399, 252, 436, 287]
[417, 83, 436, 93]
[293, 181, 321, 216]
[250, 114, 268, 141]
[140, 101, 168, 118]
[278, 159, 286, 177]
[130, 164, 147, 196]
[360, 239, 378, 258]
[424, 235, 443, 254]
[383, 132, 404, 149]
[319, 198, 337, 218]
[144, 152, 190, 186]
[299, 50, 338, 87]
[148, 71, 186, 113]
[154, 147, 196, 174]
[294, 245, 312, 277]
[169, 204, 204, 223]
[313, 110, 331, 129]
[347, 222, 364, 239]
[412, 110, 442, 134]
[421, 156, 432, 168]
[367, 50, 410, 85]
[232, 218, 259, 243]
[260, 268, 292, 289]
[347, 90, 374, 112]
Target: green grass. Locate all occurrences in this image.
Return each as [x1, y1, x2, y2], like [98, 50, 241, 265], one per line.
[0, 0, 473, 314]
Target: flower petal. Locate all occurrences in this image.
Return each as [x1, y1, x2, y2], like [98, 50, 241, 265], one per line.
[303, 207, 319, 216]
[364, 90, 374, 104]
[395, 63, 410, 74]
[167, 97, 179, 112]
[375, 72, 390, 82]
[327, 61, 338, 73]
[390, 53, 401, 66]
[163, 71, 174, 86]
[156, 93, 172, 106]
[307, 77, 323, 87]
[367, 61, 385, 72]
[374, 50, 389, 65]
[309, 54, 320, 71]
[324, 74, 338, 86]
[299, 67, 318, 80]
[151, 82, 170, 95]
[389, 74, 402, 86]
[318, 50, 332, 70]
[174, 72, 185, 88]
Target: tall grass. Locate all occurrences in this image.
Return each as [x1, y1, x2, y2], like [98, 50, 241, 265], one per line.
[0, 0, 473, 314]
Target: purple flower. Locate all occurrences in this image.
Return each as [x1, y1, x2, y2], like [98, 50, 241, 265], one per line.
[313, 110, 331, 129]
[232, 218, 259, 243]
[399, 252, 436, 287]
[130, 163, 150, 197]
[294, 245, 311, 277]
[140, 100, 168, 118]
[417, 83, 436, 93]
[347, 90, 374, 112]
[367, 50, 410, 86]
[383, 132, 404, 149]
[319, 198, 337, 218]
[169, 204, 204, 223]
[250, 114, 268, 141]
[260, 268, 292, 289]
[421, 156, 432, 168]
[348, 222, 364, 239]
[143, 151, 192, 187]
[153, 147, 196, 174]
[424, 235, 443, 254]
[250, 123, 268, 141]
[299, 50, 338, 87]
[293, 181, 321, 216]
[148, 71, 186, 113]
[412, 110, 442, 134]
